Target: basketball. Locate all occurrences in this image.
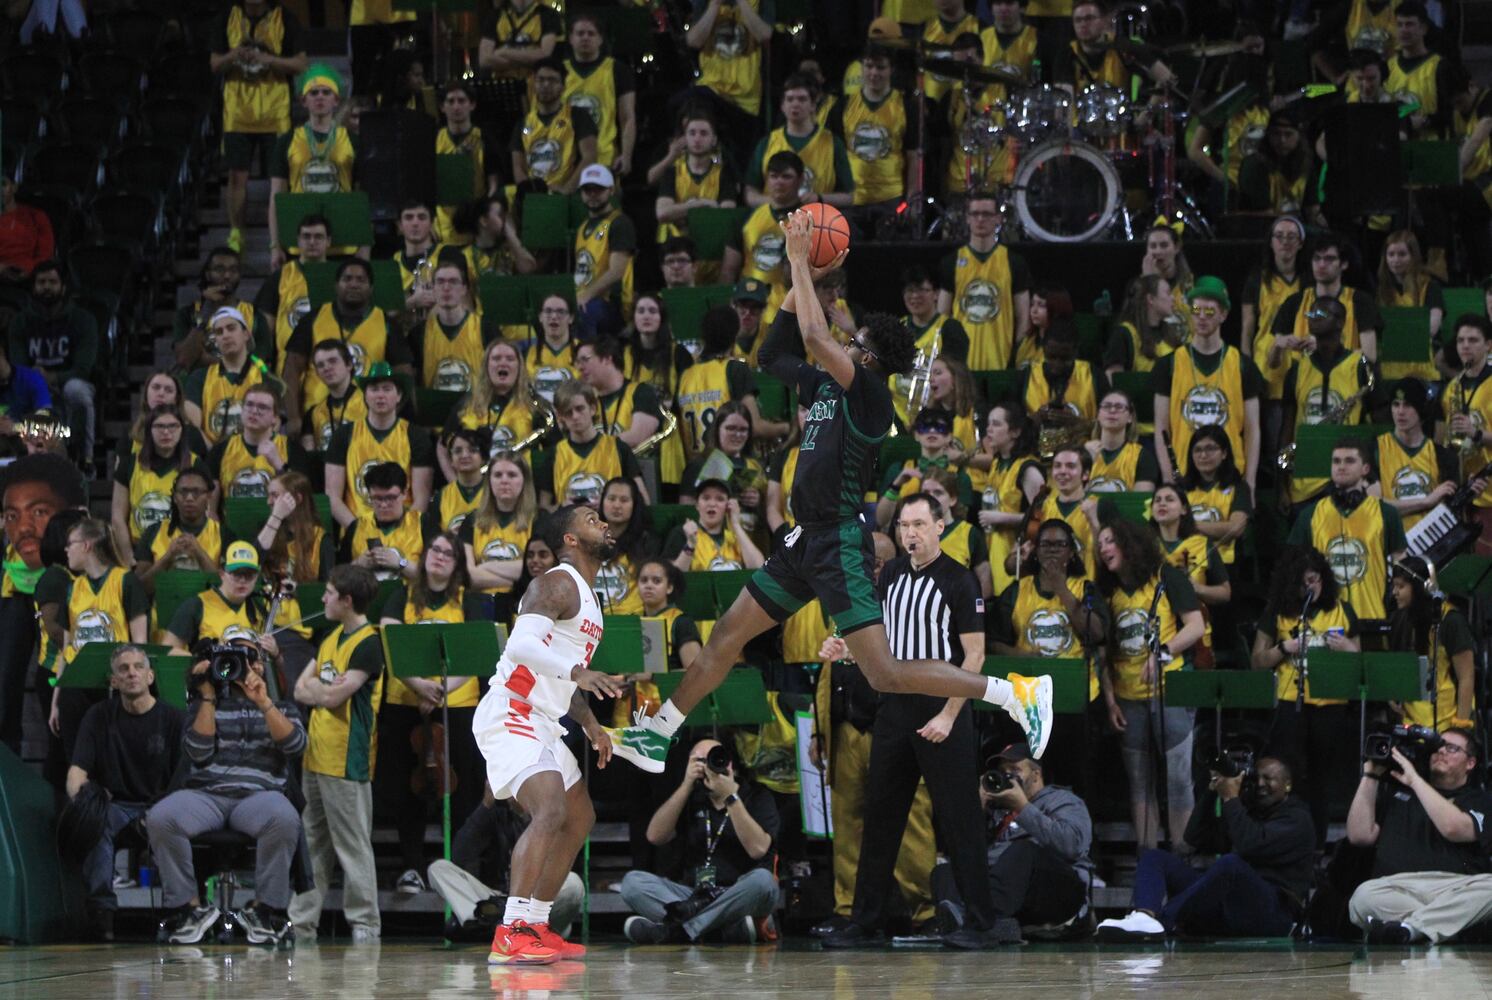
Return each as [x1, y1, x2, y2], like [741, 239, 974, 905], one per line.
[803, 201, 851, 268]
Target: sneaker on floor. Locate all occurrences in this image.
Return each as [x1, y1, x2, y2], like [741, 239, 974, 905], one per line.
[160, 904, 221, 945]
[624, 915, 683, 945]
[821, 922, 889, 949]
[1364, 917, 1419, 945]
[1096, 911, 1165, 941]
[943, 917, 1023, 949]
[608, 723, 672, 773]
[350, 925, 380, 944]
[810, 914, 852, 939]
[1004, 673, 1054, 758]
[490, 921, 559, 964]
[396, 869, 427, 895]
[227, 228, 244, 253]
[531, 922, 586, 958]
[238, 904, 294, 948]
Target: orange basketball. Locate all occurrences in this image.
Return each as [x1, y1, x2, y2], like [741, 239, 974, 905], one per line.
[803, 201, 851, 268]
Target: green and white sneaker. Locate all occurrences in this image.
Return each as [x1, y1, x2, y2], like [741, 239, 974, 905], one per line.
[608, 718, 672, 773]
[1005, 673, 1054, 759]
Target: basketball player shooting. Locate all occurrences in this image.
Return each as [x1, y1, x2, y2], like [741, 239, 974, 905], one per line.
[473, 504, 651, 965]
[617, 209, 1054, 770]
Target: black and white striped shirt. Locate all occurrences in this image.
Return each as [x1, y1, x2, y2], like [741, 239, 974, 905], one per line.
[878, 552, 984, 665]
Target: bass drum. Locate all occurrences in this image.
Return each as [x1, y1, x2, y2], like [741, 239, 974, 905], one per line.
[1011, 140, 1123, 243]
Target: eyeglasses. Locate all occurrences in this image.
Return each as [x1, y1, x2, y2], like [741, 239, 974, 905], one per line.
[1436, 742, 1470, 757]
[241, 400, 274, 413]
[1192, 442, 1222, 454]
[369, 492, 404, 504]
[1099, 402, 1131, 412]
[427, 545, 456, 558]
[850, 335, 878, 360]
[1190, 304, 1220, 317]
[153, 422, 183, 432]
[1271, 231, 1302, 243]
[1037, 539, 1072, 550]
[1312, 253, 1341, 263]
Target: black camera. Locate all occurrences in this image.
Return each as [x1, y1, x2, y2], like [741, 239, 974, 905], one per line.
[981, 770, 1015, 795]
[1208, 746, 1255, 779]
[190, 640, 258, 699]
[1364, 725, 1443, 770]
[706, 745, 733, 775]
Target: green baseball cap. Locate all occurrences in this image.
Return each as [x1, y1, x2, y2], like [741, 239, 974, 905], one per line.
[1185, 275, 1231, 311]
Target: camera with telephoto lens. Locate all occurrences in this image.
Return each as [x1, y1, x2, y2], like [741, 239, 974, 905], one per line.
[981, 770, 1015, 795]
[706, 745, 733, 775]
[1208, 746, 1255, 779]
[1364, 725, 1443, 771]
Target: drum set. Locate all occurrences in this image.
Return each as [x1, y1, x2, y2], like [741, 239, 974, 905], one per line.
[919, 46, 1217, 244]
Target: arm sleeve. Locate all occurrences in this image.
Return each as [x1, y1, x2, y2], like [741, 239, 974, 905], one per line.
[671, 614, 701, 650]
[755, 308, 813, 385]
[1104, 325, 1134, 369]
[113, 452, 136, 488]
[1150, 353, 1174, 398]
[1272, 293, 1301, 335]
[133, 524, 158, 565]
[1441, 609, 1475, 656]
[1159, 565, 1199, 615]
[843, 367, 896, 439]
[1134, 443, 1159, 484]
[348, 632, 385, 680]
[184, 368, 207, 408]
[632, 382, 663, 421]
[1009, 251, 1032, 294]
[1285, 500, 1315, 545]
[505, 612, 582, 679]
[326, 423, 352, 465]
[662, 525, 687, 559]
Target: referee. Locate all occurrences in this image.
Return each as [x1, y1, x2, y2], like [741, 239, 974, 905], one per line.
[821, 492, 1000, 950]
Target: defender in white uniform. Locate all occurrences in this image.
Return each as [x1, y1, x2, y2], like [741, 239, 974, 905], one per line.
[473, 504, 644, 965]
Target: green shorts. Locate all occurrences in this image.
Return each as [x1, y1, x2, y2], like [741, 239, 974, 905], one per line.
[222, 132, 277, 172]
[746, 519, 882, 635]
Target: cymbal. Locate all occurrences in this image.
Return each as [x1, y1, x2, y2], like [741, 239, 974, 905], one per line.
[922, 58, 1026, 86]
[1165, 40, 1245, 58]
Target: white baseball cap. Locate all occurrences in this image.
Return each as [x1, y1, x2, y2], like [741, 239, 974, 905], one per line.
[578, 164, 615, 189]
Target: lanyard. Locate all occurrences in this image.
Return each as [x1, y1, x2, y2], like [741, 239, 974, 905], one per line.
[703, 807, 731, 860]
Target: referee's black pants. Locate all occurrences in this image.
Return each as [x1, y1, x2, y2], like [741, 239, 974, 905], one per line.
[849, 696, 995, 932]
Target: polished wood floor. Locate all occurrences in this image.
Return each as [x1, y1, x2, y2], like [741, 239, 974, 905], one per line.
[2, 940, 1489, 998]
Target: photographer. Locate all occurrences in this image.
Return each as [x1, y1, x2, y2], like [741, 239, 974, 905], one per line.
[1347, 727, 1492, 943]
[1099, 755, 1314, 940]
[619, 738, 779, 944]
[935, 742, 1094, 944]
[143, 637, 305, 947]
[65, 645, 185, 941]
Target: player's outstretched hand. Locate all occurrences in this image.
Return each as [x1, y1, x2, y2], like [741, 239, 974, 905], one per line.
[571, 665, 627, 699]
[782, 209, 812, 264]
[809, 248, 849, 281]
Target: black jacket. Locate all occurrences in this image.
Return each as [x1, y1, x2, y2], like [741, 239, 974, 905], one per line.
[1187, 791, 1316, 901]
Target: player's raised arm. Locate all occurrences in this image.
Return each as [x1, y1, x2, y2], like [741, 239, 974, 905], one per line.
[784, 210, 855, 390]
[507, 570, 624, 696]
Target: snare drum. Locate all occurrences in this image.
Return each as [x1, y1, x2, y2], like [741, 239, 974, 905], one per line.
[1075, 85, 1132, 142]
[1011, 140, 1123, 243]
[1006, 85, 1073, 145]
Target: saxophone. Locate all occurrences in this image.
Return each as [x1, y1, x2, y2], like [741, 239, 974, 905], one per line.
[902, 335, 940, 428]
[509, 382, 556, 454]
[1276, 361, 1376, 473]
[635, 410, 678, 457]
[1448, 367, 1479, 457]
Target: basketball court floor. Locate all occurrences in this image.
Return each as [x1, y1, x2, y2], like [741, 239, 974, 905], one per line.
[0, 940, 1484, 998]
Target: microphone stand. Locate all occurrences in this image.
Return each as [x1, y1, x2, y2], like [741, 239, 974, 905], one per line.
[1295, 586, 1315, 717]
[1145, 573, 1169, 845]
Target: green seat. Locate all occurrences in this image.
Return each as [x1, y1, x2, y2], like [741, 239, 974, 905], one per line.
[1444, 287, 1484, 324]
[415, 388, 462, 428]
[274, 192, 374, 248]
[479, 273, 530, 325]
[649, 503, 694, 539]
[686, 207, 746, 262]
[1073, 313, 1106, 364]
[975, 369, 1020, 405]
[1379, 306, 1433, 364]
[303, 258, 405, 314]
[154, 570, 215, 636]
[435, 152, 477, 207]
[709, 569, 755, 616]
[1098, 491, 1154, 526]
[1110, 371, 1153, 408]
[678, 571, 719, 622]
[756, 371, 793, 422]
[660, 284, 732, 340]
[223, 495, 333, 542]
[521, 192, 573, 251]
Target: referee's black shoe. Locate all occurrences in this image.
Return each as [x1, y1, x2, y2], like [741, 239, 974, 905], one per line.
[821, 922, 889, 949]
[810, 914, 852, 938]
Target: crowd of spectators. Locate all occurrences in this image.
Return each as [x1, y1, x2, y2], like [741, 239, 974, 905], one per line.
[4, 0, 1492, 952]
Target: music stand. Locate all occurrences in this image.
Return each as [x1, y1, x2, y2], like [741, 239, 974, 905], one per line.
[1305, 650, 1421, 757]
[56, 641, 185, 701]
[980, 656, 1089, 714]
[652, 668, 774, 732]
[381, 622, 495, 926]
[592, 615, 643, 674]
[1164, 670, 1276, 754]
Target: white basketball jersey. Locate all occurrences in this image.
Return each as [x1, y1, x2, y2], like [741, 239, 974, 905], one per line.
[491, 562, 604, 722]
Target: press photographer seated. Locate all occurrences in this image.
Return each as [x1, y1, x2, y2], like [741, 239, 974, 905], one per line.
[620, 738, 778, 945]
[1098, 754, 1314, 940]
[1347, 727, 1492, 944]
[143, 636, 306, 947]
[935, 742, 1094, 944]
